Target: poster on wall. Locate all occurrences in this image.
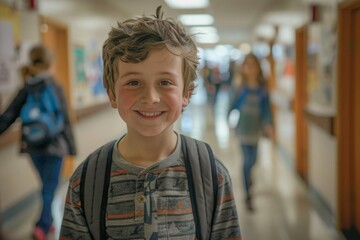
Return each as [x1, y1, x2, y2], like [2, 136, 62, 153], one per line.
[86, 50, 105, 96]
[74, 46, 86, 87]
[73, 43, 107, 109]
[307, 4, 337, 113]
[0, 20, 18, 94]
[0, 3, 20, 46]
[319, 4, 337, 110]
[73, 45, 87, 108]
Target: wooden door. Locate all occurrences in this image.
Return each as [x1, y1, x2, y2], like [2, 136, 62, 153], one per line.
[40, 17, 71, 109]
[337, 0, 360, 235]
[40, 16, 74, 178]
[294, 25, 308, 181]
[353, 3, 360, 231]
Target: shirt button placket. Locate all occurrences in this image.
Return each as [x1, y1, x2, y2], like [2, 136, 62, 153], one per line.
[134, 177, 145, 223]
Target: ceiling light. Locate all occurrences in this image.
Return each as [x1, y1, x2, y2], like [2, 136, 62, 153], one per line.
[190, 26, 217, 35]
[255, 24, 276, 40]
[165, 0, 209, 9]
[195, 34, 219, 44]
[179, 14, 214, 26]
[239, 43, 252, 54]
[190, 28, 218, 44]
[190, 26, 219, 44]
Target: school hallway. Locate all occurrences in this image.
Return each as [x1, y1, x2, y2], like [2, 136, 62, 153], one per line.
[0, 86, 346, 240]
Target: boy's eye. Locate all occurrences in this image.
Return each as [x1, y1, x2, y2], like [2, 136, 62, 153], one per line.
[160, 80, 173, 86]
[127, 80, 141, 86]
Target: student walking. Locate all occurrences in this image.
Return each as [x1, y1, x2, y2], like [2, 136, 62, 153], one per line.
[229, 53, 274, 212]
[0, 45, 77, 240]
[60, 6, 241, 240]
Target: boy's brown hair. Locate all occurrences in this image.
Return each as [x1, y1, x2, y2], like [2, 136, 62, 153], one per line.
[102, 6, 199, 97]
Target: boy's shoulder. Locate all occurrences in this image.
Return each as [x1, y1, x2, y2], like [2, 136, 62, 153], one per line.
[213, 156, 232, 183]
[213, 157, 230, 173]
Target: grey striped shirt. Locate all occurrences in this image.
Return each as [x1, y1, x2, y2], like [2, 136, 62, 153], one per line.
[60, 136, 241, 239]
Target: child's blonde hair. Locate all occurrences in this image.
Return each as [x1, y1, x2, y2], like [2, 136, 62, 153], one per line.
[102, 6, 199, 97]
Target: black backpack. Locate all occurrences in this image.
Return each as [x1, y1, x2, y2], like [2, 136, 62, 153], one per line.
[80, 134, 218, 240]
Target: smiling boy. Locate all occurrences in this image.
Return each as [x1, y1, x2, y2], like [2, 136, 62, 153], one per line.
[60, 6, 241, 240]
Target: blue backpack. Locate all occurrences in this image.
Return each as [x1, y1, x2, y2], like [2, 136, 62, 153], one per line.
[20, 77, 64, 147]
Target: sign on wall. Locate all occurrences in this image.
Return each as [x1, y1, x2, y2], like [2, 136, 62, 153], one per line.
[0, 20, 17, 94]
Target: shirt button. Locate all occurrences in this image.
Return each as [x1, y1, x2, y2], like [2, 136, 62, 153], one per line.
[137, 195, 146, 203]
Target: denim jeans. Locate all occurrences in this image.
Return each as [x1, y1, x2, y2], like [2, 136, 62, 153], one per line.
[241, 144, 258, 196]
[30, 154, 63, 233]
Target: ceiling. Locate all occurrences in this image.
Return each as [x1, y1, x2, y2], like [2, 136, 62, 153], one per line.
[36, 0, 308, 47]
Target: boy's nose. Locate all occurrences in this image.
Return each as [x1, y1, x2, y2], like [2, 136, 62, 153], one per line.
[141, 87, 160, 104]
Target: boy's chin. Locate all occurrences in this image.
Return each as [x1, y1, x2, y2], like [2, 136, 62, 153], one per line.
[132, 127, 175, 138]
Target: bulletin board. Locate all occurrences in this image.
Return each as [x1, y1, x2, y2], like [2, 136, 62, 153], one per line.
[307, 5, 337, 112]
[0, 3, 20, 104]
[0, 3, 20, 47]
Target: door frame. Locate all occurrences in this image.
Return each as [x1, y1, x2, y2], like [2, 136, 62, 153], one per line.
[294, 25, 308, 182]
[337, 0, 360, 235]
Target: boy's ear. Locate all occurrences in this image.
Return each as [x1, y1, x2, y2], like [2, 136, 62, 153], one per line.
[182, 90, 192, 108]
[107, 89, 117, 108]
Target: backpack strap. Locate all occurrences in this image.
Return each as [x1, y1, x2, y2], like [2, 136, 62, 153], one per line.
[80, 140, 116, 240]
[232, 87, 248, 110]
[180, 134, 218, 240]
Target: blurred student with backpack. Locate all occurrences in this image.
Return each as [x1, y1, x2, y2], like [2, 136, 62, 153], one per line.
[229, 53, 274, 212]
[60, 6, 240, 240]
[0, 44, 76, 240]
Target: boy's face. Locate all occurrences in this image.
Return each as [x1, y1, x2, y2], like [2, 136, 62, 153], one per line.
[108, 48, 190, 137]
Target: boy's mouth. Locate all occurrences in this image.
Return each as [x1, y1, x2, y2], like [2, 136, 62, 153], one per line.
[136, 111, 162, 117]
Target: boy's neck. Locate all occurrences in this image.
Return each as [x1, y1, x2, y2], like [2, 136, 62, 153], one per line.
[118, 130, 178, 168]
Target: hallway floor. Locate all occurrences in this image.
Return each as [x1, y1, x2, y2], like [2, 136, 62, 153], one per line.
[1, 87, 346, 240]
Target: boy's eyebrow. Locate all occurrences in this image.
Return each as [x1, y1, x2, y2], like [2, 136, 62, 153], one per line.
[120, 71, 179, 78]
[119, 71, 140, 78]
[158, 71, 179, 76]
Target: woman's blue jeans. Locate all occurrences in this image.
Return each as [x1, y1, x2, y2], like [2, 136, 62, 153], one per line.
[241, 144, 258, 196]
[30, 154, 63, 233]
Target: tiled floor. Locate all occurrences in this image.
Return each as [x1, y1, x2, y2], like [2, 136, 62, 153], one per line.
[1, 87, 346, 240]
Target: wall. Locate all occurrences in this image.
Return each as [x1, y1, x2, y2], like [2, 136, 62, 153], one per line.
[308, 123, 337, 213]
